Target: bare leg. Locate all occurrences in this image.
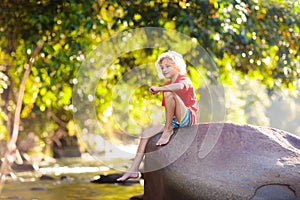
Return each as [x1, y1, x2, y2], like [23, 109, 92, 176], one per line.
[156, 92, 186, 146]
[117, 125, 164, 181]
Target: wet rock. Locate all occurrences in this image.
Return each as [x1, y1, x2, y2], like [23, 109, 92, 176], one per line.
[130, 194, 143, 200]
[91, 173, 140, 185]
[91, 173, 122, 184]
[40, 175, 55, 180]
[143, 123, 300, 200]
[30, 187, 47, 191]
[60, 175, 73, 181]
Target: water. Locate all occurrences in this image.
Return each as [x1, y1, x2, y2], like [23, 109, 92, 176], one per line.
[0, 155, 143, 200]
[1, 180, 143, 200]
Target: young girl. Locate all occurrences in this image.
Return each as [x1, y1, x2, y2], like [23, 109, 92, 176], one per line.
[117, 50, 198, 181]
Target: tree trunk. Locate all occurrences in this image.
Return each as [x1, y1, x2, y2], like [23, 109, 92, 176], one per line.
[0, 40, 43, 192]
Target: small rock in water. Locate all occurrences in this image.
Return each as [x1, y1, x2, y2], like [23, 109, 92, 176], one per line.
[39, 175, 55, 180]
[6, 196, 21, 199]
[30, 187, 46, 191]
[130, 194, 143, 200]
[60, 175, 74, 182]
[91, 173, 140, 185]
[91, 173, 123, 183]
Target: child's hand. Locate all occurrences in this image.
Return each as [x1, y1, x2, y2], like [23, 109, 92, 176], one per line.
[149, 86, 159, 94]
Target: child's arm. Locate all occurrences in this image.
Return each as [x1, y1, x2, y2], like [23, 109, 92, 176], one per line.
[150, 82, 188, 94]
[158, 82, 185, 91]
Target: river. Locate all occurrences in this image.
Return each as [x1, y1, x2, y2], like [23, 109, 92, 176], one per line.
[0, 155, 143, 200]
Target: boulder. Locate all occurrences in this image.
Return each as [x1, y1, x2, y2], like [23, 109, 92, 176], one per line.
[143, 123, 300, 200]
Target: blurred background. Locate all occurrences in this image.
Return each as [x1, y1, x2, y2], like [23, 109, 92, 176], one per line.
[0, 0, 299, 199]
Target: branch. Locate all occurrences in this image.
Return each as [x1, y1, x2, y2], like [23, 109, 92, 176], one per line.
[0, 40, 44, 191]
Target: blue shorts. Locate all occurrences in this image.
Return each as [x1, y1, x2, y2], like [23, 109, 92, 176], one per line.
[162, 108, 197, 129]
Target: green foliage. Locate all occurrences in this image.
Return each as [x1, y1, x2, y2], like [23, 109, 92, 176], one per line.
[0, 0, 103, 139]
[0, 0, 299, 151]
[223, 71, 271, 125]
[93, 50, 164, 136]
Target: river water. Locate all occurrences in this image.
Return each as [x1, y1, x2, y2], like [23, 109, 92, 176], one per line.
[0, 155, 143, 200]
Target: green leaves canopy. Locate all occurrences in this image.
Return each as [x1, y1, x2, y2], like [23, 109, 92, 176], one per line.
[0, 0, 299, 141]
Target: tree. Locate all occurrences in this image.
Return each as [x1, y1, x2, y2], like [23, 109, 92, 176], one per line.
[109, 0, 300, 90]
[0, 0, 105, 138]
[0, 0, 299, 165]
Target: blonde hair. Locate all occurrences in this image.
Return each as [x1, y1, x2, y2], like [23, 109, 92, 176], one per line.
[155, 50, 187, 79]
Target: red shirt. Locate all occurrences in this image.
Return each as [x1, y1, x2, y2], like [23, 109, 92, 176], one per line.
[162, 74, 198, 113]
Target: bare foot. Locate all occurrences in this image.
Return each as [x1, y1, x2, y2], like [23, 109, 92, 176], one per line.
[156, 129, 174, 146]
[117, 171, 140, 182]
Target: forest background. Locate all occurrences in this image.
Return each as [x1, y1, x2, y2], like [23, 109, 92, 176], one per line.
[0, 0, 299, 161]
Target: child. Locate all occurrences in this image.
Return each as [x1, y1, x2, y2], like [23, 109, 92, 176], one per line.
[117, 50, 198, 181]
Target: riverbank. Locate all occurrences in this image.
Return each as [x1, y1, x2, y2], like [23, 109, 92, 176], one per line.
[0, 154, 143, 200]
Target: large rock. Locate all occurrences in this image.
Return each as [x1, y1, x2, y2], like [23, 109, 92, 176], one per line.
[143, 123, 300, 200]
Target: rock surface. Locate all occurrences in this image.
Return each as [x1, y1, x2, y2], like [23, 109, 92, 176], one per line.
[143, 123, 300, 200]
[91, 173, 140, 185]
